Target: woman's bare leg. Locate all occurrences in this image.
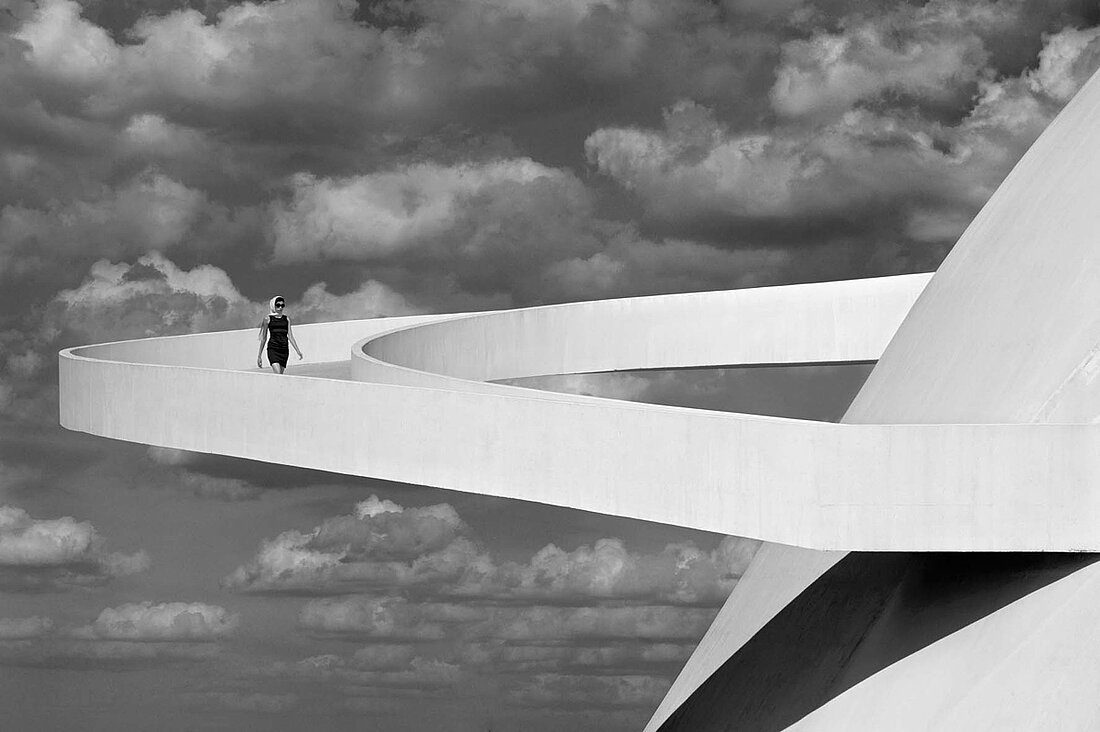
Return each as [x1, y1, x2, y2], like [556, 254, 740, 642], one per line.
[270, 363, 284, 374]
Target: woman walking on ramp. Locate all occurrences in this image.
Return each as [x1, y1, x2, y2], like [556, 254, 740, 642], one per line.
[257, 296, 303, 374]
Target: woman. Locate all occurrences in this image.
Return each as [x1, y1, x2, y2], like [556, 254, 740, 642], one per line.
[257, 296, 303, 374]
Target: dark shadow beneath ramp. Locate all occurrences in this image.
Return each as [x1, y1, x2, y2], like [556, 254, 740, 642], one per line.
[659, 552, 1100, 732]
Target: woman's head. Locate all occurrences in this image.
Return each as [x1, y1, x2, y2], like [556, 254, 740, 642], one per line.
[269, 296, 286, 313]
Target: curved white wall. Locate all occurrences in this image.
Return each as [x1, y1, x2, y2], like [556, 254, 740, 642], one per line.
[357, 275, 923, 382]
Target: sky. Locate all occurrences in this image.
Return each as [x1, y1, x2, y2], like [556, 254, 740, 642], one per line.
[2, 0, 1100, 729]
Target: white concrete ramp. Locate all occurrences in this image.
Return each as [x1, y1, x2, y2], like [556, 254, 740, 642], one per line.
[59, 273, 1100, 552]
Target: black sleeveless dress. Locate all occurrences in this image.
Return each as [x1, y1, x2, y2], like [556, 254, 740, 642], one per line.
[267, 315, 289, 367]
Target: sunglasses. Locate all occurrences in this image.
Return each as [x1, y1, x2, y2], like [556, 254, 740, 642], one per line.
[274, 302, 285, 308]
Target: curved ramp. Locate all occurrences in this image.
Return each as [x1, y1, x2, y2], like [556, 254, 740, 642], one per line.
[58, 271, 1100, 552]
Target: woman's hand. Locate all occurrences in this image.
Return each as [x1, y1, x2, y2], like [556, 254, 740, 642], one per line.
[297, 351, 304, 361]
[256, 357, 263, 368]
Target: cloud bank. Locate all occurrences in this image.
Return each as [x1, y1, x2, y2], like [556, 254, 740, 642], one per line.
[0, 505, 148, 590]
[229, 495, 756, 715]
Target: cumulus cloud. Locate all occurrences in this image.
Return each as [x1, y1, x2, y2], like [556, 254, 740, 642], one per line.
[246, 494, 752, 715]
[587, 100, 944, 224]
[768, 1, 1007, 119]
[14, 0, 119, 87]
[224, 495, 485, 593]
[587, 24, 1100, 249]
[0, 1, 383, 219]
[13, 0, 380, 114]
[291, 280, 422, 322]
[546, 230, 795, 301]
[0, 505, 149, 590]
[4, 0, 810, 310]
[403, 178, 793, 304]
[0, 0, 793, 274]
[0, 505, 93, 564]
[586, 101, 812, 220]
[0, 252, 252, 421]
[13, 0, 768, 132]
[226, 495, 756, 603]
[5, 0, 1098, 292]
[0, 167, 259, 277]
[19, 0, 761, 157]
[453, 536, 756, 604]
[121, 113, 220, 161]
[263, 157, 634, 307]
[253, 494, 744, 714]
[266, 160, 573, 260]
[9, 0, 985, 319]
[0, 602, 236, 669]
[44, 251, 414, 347]
[73, 601, 239, 641]
[44, 251, 258, 342]
[1029, 26, 1100, 102]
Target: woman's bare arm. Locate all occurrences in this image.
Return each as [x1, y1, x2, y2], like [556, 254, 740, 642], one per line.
[287, 320, 303, 360]
[256, 318, 268, 367]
